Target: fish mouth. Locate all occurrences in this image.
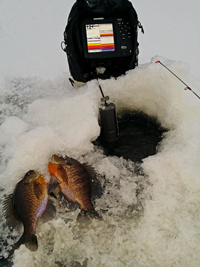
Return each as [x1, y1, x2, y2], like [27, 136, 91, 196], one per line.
[50, 155, 62, 165]
[35, 171, 41, 179]
[24, 170, 41, 185]
[50, 155, 58, 164]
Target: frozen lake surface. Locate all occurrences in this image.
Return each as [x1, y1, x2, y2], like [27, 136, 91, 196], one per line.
[1, 57, 200, 266]
[1, 0, 200, 266]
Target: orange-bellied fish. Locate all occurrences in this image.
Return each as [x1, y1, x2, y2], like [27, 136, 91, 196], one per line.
[48, 154, 103, 223]
[3, 170, 56, 252]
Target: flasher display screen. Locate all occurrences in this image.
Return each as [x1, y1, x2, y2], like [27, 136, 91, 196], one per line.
[86, 23, 115, 53]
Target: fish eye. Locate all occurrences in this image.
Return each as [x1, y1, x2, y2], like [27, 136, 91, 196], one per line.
[26, 171, 32, 176]
[66, 161, 72, 166]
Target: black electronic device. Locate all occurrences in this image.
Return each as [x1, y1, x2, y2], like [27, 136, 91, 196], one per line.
[81, 17, 133, 60]
[62, 0, 144, 83]
[99, 102, 119, 142]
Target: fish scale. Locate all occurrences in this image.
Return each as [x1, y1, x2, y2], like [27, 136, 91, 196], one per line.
[48, 154, 103, 223]
[3, 170, 56, 254]
[13, 177, 48, 229]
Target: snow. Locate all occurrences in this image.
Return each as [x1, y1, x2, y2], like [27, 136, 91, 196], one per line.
[1, 1, 200, 267]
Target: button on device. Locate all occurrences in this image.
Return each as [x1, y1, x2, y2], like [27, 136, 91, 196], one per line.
[117, 17, 133, 56]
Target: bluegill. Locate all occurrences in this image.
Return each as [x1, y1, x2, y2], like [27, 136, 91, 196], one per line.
[48, 154, 102, 223]
[3, 170, 56, 252]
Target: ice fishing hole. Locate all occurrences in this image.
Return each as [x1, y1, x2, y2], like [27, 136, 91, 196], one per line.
[95, 112, 167, 162]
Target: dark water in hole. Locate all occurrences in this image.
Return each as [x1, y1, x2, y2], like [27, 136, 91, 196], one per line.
[0, 258, 12, 267]
[96, 112, 166, 162]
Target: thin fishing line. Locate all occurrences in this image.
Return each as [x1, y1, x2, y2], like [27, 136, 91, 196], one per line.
[156, 60, 200, 100]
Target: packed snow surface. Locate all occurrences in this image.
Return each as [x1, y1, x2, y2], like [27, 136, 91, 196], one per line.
[1, 56, 200, 267]
[1, 0, 200, 266]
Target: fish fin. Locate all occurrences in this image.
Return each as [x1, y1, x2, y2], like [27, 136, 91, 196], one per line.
[91, 176, 103, 200]
[82, 164, 103, 199]
[77, 209, 103, 223]
[41, 199, 56, 223]
[82, 163, 96, 180]
[3, 194, 22, 230]
[58, 192, 79, 211]
[15, 233, 38, 251]
[48, 175, 61, 194]
[49, 185, 61, 198]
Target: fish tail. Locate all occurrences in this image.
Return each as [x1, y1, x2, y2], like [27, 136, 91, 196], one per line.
[14, 233, 38, 252]
[77, 209, 103, 223]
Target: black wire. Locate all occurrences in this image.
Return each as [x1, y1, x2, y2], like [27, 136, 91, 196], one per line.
[98, 83, 108, 106]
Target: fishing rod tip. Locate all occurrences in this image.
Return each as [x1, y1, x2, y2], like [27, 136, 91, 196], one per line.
[155, 60, 161, 63]
[185, 86, 191, 91]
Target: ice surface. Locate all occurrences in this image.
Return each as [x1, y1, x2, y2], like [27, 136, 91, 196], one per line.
[1, 58, 200, 266]
[1, 0, 200, 265]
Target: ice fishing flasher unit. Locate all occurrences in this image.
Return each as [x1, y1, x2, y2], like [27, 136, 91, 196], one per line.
[98, 82, 119, 143]
[61, 0, 144, 143]
[62, 0, 143, 83]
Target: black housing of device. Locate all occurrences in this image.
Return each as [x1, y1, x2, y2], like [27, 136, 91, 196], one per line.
[63, 0, 141, 83]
